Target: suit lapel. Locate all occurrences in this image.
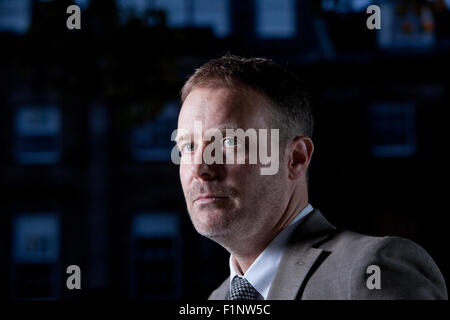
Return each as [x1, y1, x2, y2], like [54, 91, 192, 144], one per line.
[267, 209, 336, 300]
[208, 277, 230, 300]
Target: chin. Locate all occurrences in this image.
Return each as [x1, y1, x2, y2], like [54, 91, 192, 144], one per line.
[188, 204, 241, 236]
[194, 225, 227, 239]
[192, 215, 233, 239]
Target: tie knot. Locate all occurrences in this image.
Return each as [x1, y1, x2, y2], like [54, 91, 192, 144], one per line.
[229, 276, 261, 300]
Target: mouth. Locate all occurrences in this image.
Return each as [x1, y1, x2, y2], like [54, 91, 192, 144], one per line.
[194, 194, 228, 204]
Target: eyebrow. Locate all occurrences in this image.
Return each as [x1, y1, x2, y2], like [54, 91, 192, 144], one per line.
[215, 124, 241, 131]
[175, 133, 192, 145]
[175, 124, 241, 144]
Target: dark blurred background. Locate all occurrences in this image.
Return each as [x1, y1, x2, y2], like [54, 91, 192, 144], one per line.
[0, 0, 448, 300]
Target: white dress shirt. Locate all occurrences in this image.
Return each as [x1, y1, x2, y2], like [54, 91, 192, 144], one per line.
[228, 203, 314, 299]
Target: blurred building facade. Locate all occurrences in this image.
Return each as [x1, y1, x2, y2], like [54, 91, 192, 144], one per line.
[0, 0, 449, 299]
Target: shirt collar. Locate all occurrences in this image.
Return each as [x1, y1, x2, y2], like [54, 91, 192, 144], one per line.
[229, 203, 314, 299]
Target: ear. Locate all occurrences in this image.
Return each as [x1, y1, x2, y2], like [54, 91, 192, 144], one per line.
[286, 136, 314, 180]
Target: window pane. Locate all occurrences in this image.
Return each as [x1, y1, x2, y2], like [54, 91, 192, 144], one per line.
[256, 0, 296, 38]
[131, 212, 181, 299]
[14, 106, 62, 165]
[368, 102, 417, 158]
[13, 213, 60, 264]
[193, 0, 230, 37]
[131, 102, 178, 162]
[0, 0, 32, 34]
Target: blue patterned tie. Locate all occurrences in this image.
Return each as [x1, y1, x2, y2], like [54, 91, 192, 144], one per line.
[228, 276, 261, 300]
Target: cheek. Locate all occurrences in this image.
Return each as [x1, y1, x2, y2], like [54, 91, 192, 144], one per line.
[179, 164, 190, 190]
[226, 164, 263, 185]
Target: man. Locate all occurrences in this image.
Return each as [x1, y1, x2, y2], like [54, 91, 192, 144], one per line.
[175, 55, 447, 300]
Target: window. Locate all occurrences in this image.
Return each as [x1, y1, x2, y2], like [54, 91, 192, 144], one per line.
[13, 106, 62, 165]
[368, 102, 417, 158]
[321, 0, 371, 13]
[255, 0, 297, 38]
[12, 213, 60, 299]
[0, 0, 32, 34]
[131, 102, 178, 162]
[192, 0, 229, 37]
[377, 2, 436, 49]
[13, 213, 60, 264]
[117, 0, 230, 37]
[73, 0, 89, 10]
[131, 212, 182, 299]
[150, 0, 188, 28]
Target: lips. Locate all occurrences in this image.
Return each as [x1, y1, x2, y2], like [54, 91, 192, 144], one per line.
[194, 194, 228, 204]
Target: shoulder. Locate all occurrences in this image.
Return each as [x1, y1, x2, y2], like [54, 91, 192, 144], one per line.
[325, 231, 448, 299]
[208, 277, 230, 300]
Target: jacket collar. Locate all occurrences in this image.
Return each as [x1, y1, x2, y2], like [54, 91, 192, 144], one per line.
[209, 209, 336, 300]
[266, 209, 336, 299]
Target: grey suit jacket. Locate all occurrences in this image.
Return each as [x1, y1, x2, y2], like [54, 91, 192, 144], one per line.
[208, 209, 448, 300]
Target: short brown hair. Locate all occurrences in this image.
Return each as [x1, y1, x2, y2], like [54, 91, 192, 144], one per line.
[181, 55, 313, 145]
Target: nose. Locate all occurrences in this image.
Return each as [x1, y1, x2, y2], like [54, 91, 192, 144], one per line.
[191, 142, 220, 181]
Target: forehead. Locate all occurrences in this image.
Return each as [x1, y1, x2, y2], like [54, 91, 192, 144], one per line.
[178, 87, 273, 131]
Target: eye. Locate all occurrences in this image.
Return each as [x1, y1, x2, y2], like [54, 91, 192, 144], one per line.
[223, 137, 239, 148]
[179, 142, 195, 153]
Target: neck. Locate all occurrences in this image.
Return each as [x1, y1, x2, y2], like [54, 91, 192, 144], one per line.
[226, 188, 309, 275]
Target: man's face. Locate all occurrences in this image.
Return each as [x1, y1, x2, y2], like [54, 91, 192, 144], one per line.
[177, 87, 289, 242]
